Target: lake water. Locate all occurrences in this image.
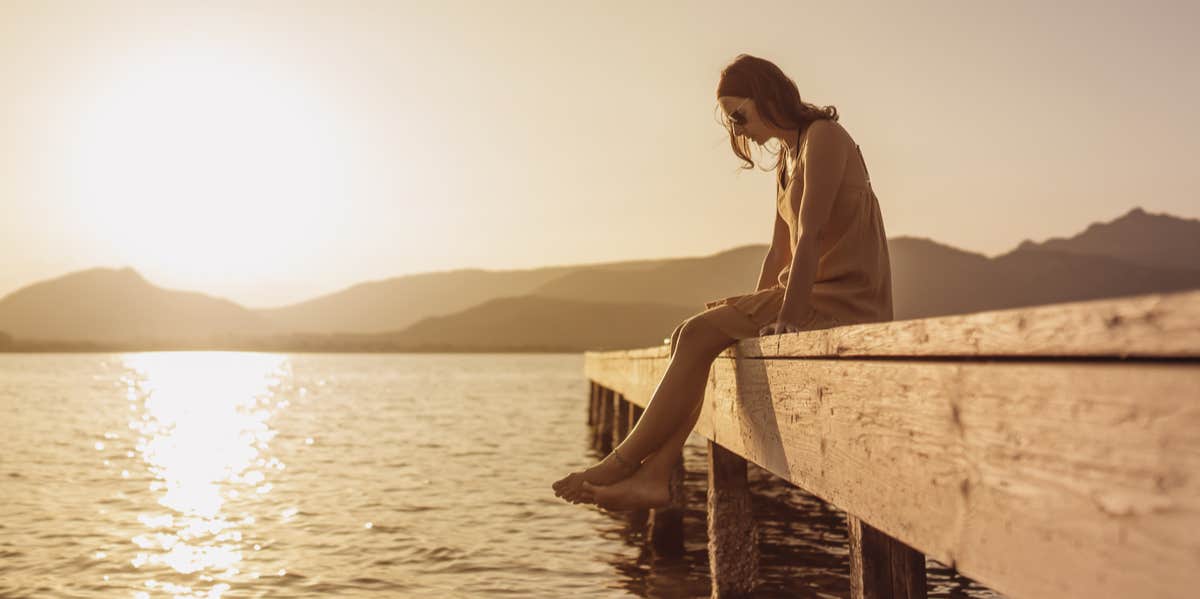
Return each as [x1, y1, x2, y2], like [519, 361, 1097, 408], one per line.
[0, 353, 1002, 598]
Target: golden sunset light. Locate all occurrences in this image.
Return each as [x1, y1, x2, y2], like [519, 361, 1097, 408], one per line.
[2, 2, 1198, 598]
[57, 42, 357, 285]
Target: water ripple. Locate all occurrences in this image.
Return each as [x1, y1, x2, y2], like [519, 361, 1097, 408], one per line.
[0, 353, 1003, 598]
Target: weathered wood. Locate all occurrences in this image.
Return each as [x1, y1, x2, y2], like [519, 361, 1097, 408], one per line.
[595, 386, 615, 454]
[649, 451, 686, 556]
[708, 440, 759, 598]
[747, 288, 1200, 359]
[615, 394, 630, 444]
[849, 516, 926, 599]
[585, 357, 1200, 599]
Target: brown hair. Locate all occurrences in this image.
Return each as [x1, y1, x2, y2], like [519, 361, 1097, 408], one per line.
[716, 54, 839, 190]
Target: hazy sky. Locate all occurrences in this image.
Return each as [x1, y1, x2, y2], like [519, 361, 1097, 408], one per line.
[2, 0, 1197, 307]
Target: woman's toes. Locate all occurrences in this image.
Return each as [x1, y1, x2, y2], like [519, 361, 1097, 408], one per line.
[554, 472, 581, 497]
[574, 483, 597, 504]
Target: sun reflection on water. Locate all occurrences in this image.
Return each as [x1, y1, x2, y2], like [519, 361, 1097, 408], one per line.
[121, 352, 290, 595]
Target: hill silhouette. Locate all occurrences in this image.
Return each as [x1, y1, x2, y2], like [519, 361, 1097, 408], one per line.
[256, 256, 681, 334]
[1013, 207, 1200, 271]
[528, 245, 765, 309]
[0, 267, 274, 344]
[374, 295, 696, 352]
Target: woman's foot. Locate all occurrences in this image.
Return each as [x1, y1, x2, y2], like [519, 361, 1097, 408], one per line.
[578, 463, 672, 511]
[552, 450, 639, 503]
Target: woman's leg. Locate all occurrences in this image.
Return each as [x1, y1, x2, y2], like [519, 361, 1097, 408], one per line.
[607, 319, 727, 463]
[553, 321, 688, 502]
[579, 318, 732, 508]
[554, 314, 735, 503]
[580, 394, 703, 510]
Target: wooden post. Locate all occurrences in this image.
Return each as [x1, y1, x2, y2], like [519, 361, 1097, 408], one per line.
[649, 449, 686, 556]
[587, 381, 597, 426]
[627, 405, 649, 529]
[596, 387, 615, 454]
[707, 440, 758, 598]
[848, 516, 926, 599]
[614, 394, 630, 447]
[589, 383, 601, 449]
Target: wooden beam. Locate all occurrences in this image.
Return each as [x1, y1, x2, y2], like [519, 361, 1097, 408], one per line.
[585, 288, 1200, 361]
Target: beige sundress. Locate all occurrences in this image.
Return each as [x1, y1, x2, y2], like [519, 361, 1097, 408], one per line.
[700, 118, 894, 339]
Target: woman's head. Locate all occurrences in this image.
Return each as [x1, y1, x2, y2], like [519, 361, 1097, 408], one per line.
[716, 54, 839, 186]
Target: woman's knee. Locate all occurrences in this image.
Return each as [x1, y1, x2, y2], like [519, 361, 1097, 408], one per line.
[676, 316, 734, 357]
[668, 322, 684, 357]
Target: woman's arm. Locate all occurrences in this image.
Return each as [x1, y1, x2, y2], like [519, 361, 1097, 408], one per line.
[778, 120, 848, 322]
[755, 211, 791, 291]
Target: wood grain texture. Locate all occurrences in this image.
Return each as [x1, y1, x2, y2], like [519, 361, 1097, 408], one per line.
[585, 288, 1200, 361]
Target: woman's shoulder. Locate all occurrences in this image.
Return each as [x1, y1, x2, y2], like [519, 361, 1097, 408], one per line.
[802, 118, 853, 155]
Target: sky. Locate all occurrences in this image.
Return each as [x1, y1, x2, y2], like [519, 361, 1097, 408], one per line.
[2, 0, 1197, 307]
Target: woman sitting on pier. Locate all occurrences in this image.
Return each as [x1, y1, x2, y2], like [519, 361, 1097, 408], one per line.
[553, 54, 894, 510]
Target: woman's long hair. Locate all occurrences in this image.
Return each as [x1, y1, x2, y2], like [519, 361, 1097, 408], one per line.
[716, 54, 839, 190]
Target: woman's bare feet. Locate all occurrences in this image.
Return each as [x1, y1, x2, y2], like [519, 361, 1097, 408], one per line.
[552, 451, 639, 503]
[578, 463, 672, 511]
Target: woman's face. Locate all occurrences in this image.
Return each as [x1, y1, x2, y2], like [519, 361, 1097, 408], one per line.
[718, 95, 766, 144]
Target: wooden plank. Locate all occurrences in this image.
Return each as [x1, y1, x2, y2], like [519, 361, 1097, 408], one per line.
[585, 288, 1200, 360]
[587, 358, 1200, 599]
[849, 516, 926, 599]
[708, 440, 759, 598]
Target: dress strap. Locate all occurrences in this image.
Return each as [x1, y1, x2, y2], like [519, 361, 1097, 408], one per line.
[855, 144, 871, 184]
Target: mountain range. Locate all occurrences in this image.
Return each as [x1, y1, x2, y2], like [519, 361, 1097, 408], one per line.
[1, 207, 1197, 352]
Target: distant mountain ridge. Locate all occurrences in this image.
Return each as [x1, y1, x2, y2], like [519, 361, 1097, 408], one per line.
[256, 255, 682, 334]
[1012, 207, 1200, 271]
[373, 295, 696, 351]
[1, 206, 1197, 351]
[0, 267, 274, 343]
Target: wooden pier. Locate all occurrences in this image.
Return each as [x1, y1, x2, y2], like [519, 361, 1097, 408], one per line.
[583, 288, 1200, 599]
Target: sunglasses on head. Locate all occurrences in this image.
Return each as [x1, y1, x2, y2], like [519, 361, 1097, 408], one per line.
[725, 97, 750, 127]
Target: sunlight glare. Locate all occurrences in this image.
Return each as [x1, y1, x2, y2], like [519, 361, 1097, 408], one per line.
[122, 351, 289, 582]
[58, 42, 355, 279]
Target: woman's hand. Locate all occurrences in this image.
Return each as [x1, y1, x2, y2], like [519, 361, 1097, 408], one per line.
[758, 316, 809, 337]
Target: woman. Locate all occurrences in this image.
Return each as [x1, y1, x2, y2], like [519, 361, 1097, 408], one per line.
[552, 54, 893, 511]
